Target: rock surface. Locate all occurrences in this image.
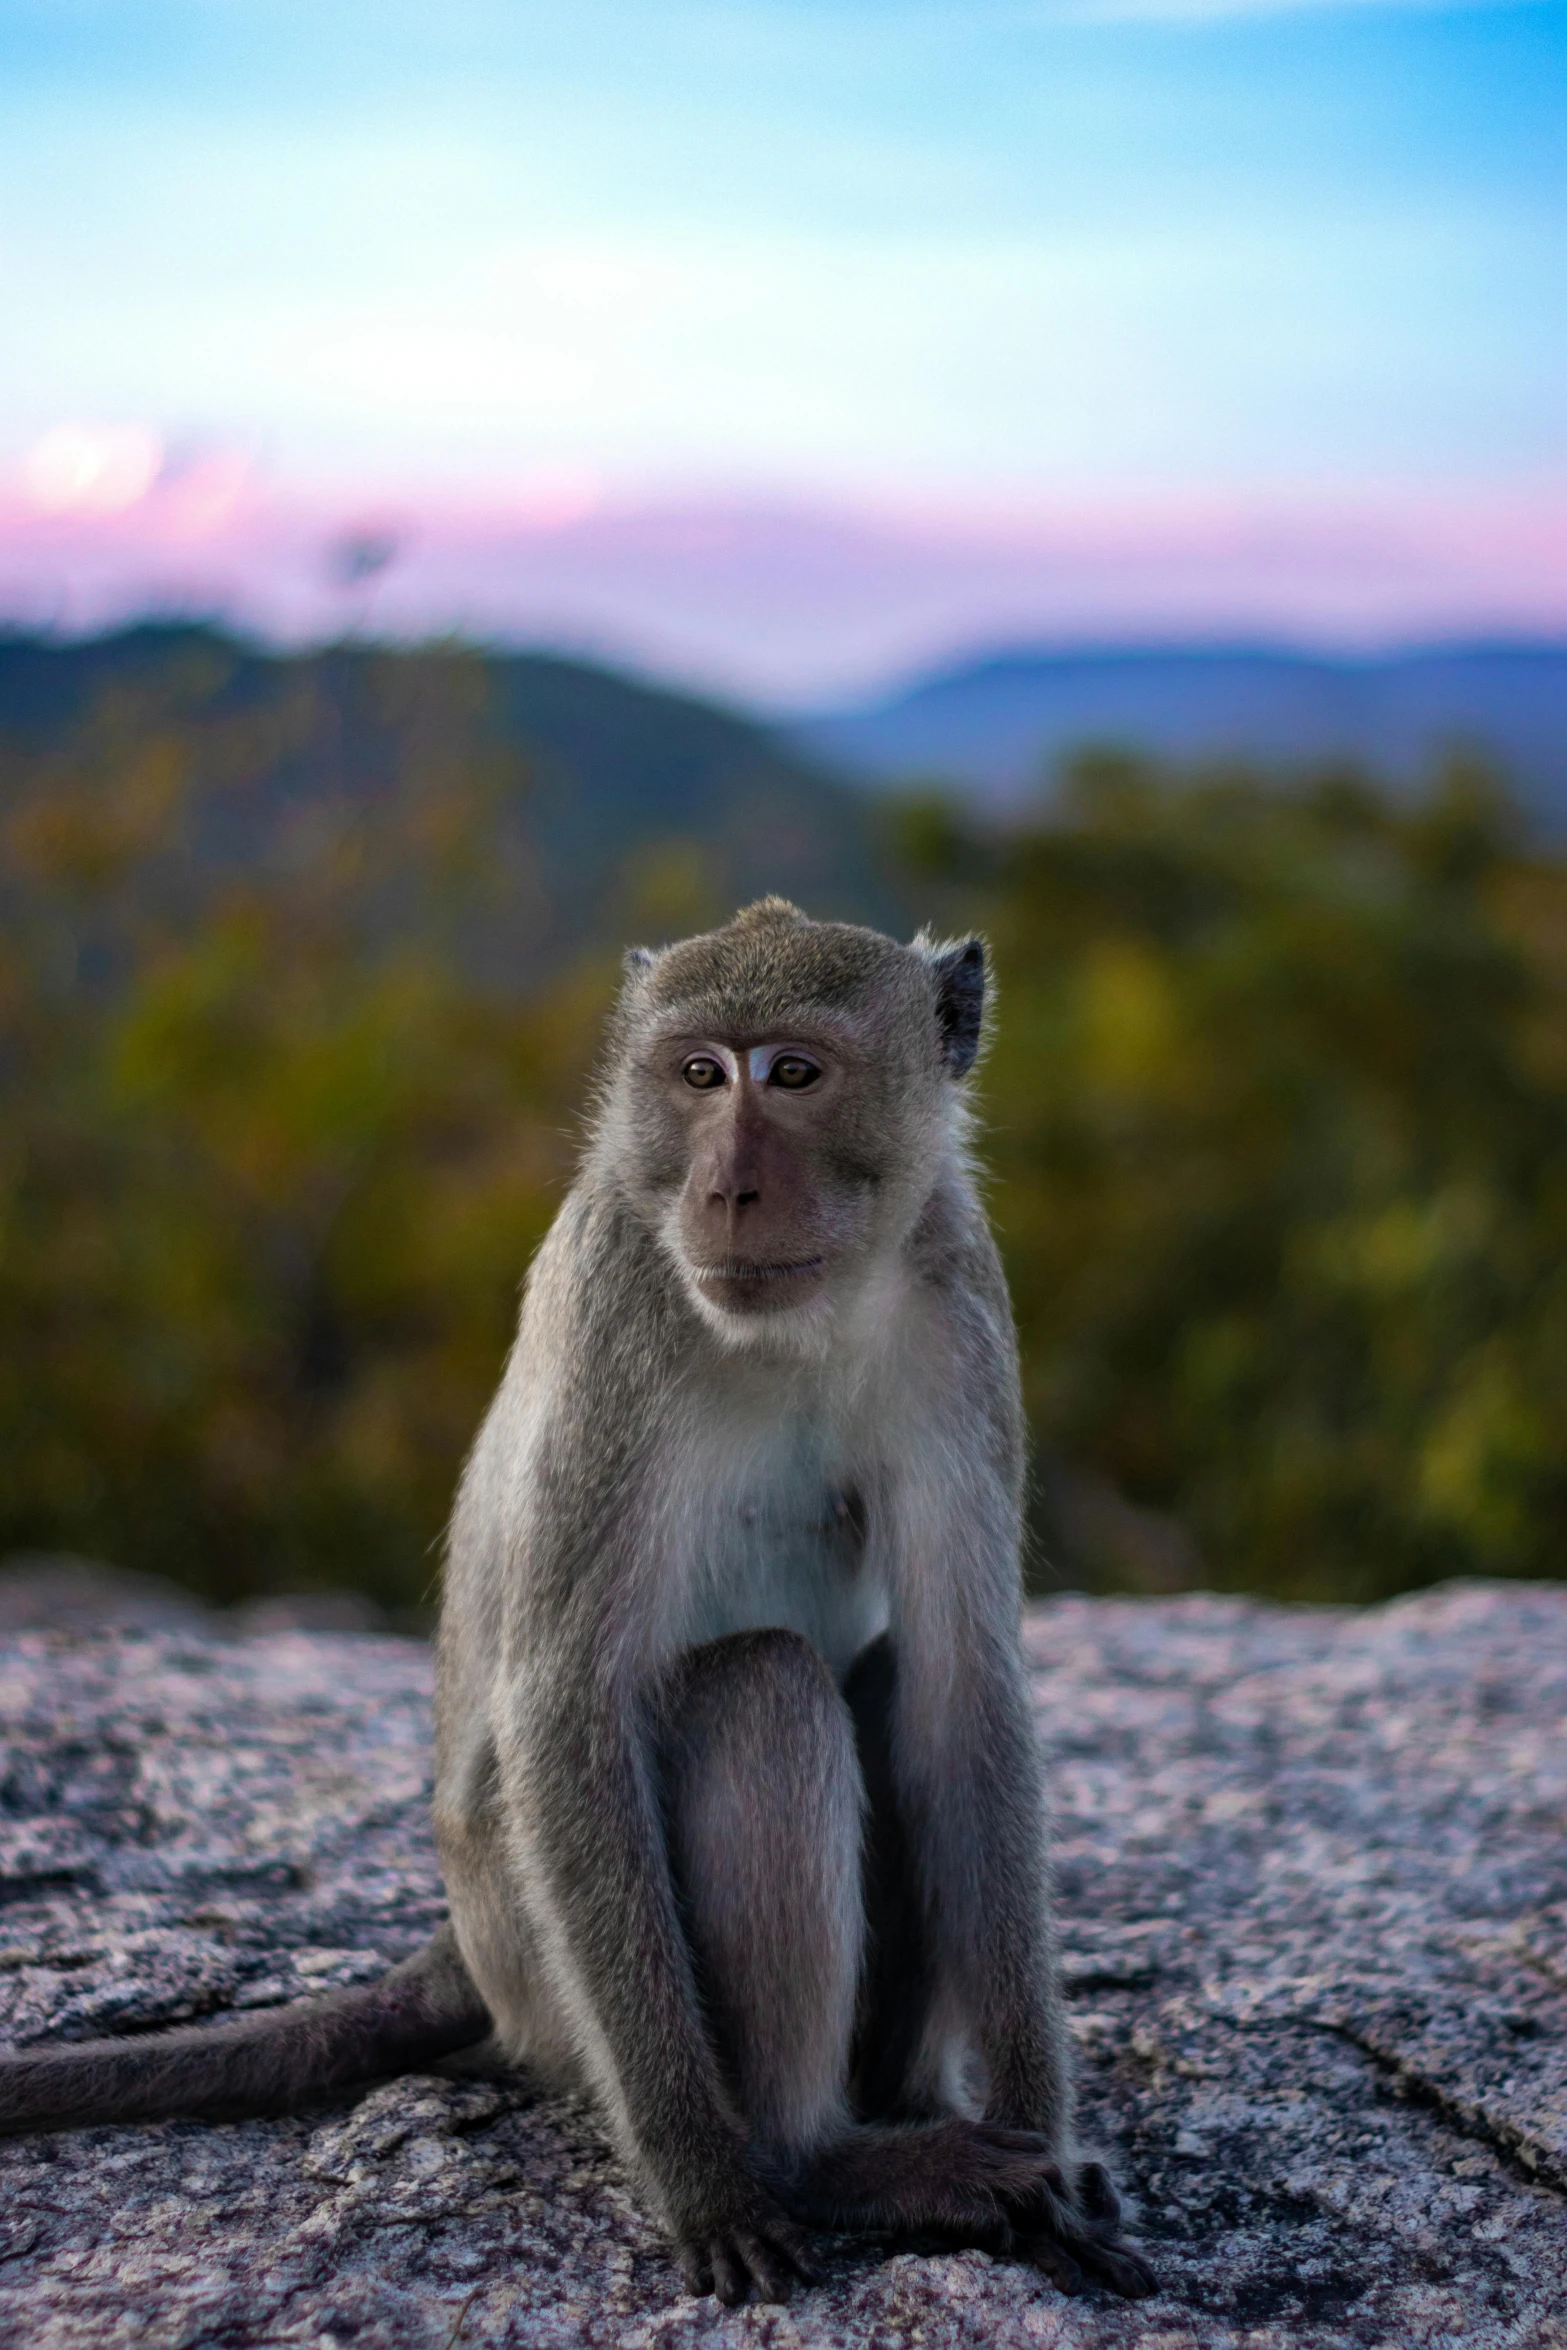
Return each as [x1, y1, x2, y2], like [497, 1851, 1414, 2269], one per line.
[2, 1582, 1566, 2348]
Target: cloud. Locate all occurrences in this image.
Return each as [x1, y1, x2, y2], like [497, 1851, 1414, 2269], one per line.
[22, 424, 162, 515]
[1, 475, 1562, 702]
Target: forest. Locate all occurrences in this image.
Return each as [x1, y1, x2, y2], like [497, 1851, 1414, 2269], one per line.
[4, 628, 1564, 1610]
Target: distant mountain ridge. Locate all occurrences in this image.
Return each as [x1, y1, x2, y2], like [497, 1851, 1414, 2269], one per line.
[794, 642, 1567, 822]
[0, 625, 899, 967]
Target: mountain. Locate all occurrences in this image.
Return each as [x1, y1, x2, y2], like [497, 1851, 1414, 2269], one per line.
[0, 625, 898, 967]
[794, 642, 1567, 822]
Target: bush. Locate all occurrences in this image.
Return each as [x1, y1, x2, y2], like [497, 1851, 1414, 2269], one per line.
[948, 754, 1567, 1598]
[0, 654, 594, 1606]
[6, 645, 1566, 1608]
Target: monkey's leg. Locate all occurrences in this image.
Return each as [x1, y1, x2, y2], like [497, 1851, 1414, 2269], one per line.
[659, 1629, 1077, 2269]
[660, 1627, 863, 2175]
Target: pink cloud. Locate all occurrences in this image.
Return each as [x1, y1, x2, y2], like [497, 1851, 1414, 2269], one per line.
[0, 465, 1562, 705]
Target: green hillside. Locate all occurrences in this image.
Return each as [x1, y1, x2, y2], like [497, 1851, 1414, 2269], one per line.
[0, 625, 898, 978]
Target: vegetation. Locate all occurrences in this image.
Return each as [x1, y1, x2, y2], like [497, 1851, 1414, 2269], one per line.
[4, 631, 1566, 1606]
[0, 645, 590, 1607]
[905, 755, 1567, 1598]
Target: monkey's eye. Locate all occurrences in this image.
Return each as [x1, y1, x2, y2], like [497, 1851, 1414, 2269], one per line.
[769, 1055, 820, 1091]
[682, 1055, 727, 1091]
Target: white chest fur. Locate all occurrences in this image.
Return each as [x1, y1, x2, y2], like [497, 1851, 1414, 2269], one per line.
[671, 1399, 890, 1685]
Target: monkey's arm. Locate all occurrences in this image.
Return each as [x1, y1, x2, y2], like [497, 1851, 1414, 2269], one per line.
[498, 1647, 811, 2305]
[886, 1250, 1069, 2138]
[892, 1549, 1068, 2135]
[445, 1224, 806, 2301]
[889, 1499, 1156, 2297]
[883, 1258, 1155, 2297]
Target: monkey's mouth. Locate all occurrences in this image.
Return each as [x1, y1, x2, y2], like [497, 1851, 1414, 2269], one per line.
[693, 1255, 827, 1308]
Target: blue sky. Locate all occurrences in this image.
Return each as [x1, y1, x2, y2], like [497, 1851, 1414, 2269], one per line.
[2, 0, 1562, 498]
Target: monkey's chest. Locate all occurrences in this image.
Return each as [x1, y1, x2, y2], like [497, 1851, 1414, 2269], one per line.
[685, 1482, 888, 1685]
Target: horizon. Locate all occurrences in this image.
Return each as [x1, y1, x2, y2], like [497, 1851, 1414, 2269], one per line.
[4, 607, 1566, 727]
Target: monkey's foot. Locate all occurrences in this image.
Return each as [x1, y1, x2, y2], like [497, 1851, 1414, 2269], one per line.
[787, 2115, 1104, 2247]
[1008, 2160, 1157, 2300]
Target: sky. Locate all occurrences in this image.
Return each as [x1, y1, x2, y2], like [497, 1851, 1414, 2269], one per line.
[0, 0, 1563, 699]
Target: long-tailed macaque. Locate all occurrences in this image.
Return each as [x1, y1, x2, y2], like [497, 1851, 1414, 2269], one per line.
[0, 901, 1154, 2304]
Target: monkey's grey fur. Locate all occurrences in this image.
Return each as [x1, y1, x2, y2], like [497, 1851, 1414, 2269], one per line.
[0, 900, 1154, 2305]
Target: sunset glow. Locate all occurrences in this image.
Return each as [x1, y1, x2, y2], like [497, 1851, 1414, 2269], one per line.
[22, 426, 162, 516]
[0, 0, 1561, 692]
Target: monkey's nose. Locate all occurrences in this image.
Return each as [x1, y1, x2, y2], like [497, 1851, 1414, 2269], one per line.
[708, 1180, 761, 1214]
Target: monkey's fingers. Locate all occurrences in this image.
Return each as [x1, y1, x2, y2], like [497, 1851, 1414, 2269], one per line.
[1017, 2223, 1157, 2302]
[1065, 2161, 1155, 2297]
[1075, 2159, 1121, 2228]
[994, 2155, 1075, 2237]
[959, 2125, 1076, 2211]
[1072, 2237, 1157, 2299]
[709, 2239, 749, 2306]
[1020, 2235, 1086, 2296]
[767, 2215, 818, 2285]
[680, 2220, 813, 2306]
[678, 2242, 712, 2298]
[735, 2226, 811, 2301]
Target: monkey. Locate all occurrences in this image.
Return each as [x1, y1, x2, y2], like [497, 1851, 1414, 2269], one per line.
[0, 900, 1155, 2306]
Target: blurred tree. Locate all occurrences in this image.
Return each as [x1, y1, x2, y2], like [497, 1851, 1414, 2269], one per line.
[7, 634, 1567, 1610]
[904, 751, 1567, 1599]
[0, 653, 596, 1608]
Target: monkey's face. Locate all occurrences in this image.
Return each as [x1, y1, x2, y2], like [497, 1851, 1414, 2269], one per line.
[620, 1020, 943, 1342]
[653, 1027, 895, 1327]
[605, 906, 980, 1348]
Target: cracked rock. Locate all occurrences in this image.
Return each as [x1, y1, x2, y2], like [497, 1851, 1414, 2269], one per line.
[2, 1581, 1567, 2346]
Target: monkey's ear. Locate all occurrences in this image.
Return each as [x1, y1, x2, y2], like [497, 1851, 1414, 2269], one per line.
[928, 936, 987, 1076]
[622, 945, 660, 982]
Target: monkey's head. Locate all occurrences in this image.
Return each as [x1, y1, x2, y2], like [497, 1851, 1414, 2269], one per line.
[601, 898, 988, 1347]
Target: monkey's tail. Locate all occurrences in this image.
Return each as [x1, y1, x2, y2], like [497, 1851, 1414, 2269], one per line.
[0, 1925, 493, 2136]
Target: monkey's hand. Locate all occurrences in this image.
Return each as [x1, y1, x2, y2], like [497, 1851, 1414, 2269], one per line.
[1006, 2158, 1157, 2300]
[672, 2170, 816, 2306]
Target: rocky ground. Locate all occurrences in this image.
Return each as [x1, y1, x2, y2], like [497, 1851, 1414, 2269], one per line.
[1, 1578, 1566, 2349]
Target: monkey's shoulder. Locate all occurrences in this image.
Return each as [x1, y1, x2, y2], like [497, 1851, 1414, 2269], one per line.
[903, 1175, 1017, 1350]
[513, 1184, 688, 1403]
